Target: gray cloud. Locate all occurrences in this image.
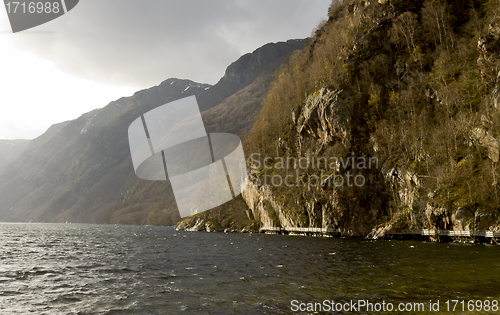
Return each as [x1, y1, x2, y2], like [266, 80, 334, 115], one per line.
[12, 0, 331, 87]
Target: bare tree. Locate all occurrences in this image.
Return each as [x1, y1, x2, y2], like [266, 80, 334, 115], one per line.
[392, 12, 418, 54]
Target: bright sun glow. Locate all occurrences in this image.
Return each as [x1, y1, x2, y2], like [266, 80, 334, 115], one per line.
[0, 31, 139, 140]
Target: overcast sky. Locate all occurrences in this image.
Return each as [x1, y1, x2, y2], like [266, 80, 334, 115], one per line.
[0, 0, 331, 139]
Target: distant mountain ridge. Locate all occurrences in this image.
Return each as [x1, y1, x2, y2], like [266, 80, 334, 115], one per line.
[0, 139, 30, 174]
[0, 39, 305, 225]
[198, 39, 304, 113]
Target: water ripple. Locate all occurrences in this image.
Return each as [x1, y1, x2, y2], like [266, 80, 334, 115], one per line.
[0, 223, 498, 314]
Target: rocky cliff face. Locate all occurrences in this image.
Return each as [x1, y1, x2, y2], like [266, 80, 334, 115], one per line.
[178, 0, 500, 239]
[240, 87, 389, 236]
[241, 79, 500, 237]
[293, 88, 351, 155]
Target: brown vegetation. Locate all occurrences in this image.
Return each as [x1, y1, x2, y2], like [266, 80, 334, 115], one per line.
[241, 0, 500, 230]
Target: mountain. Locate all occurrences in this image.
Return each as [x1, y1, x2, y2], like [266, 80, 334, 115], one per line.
[178, 0, 500, 238]
[198, 39, 304, 113]
[0, 39, 304, 225]
[0, 139, 30, 174]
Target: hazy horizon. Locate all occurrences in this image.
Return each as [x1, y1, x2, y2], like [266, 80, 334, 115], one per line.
[0, 0, 331, 140]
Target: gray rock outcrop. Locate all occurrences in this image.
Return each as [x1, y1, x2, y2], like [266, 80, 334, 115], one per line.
[294, 88, 351, 154]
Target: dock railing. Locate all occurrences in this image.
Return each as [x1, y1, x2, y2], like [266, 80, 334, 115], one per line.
[259, 227, 336, 234]
[390, 229, 500, 238]
[259, 227, 500, 239]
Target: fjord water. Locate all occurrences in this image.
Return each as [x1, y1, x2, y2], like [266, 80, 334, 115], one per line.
[1, 223, 498, 314]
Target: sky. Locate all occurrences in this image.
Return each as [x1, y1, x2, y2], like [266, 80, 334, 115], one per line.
[0, 0, 331, 140]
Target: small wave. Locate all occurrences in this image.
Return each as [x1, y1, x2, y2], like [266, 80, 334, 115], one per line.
[0, 290, 23, 296]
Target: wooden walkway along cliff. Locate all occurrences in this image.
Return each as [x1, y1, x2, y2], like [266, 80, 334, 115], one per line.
[259, 227, 500, 243]
[259, 227, 340, 236]
[384, 229, 500, 243]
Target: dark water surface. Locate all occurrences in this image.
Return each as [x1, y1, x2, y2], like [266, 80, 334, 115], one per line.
[0, 223, 498, 314]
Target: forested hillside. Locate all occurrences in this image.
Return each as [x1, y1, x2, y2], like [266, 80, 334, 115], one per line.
[179, 0, 500, 236]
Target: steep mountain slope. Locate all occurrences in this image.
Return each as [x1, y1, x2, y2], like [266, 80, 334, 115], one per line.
[179, 0, 500, 237]
[0, 78, 210, 223]
[0, 139, 30, 174]
[0, 40, 304, 225]
[202, 62, 276, 134]
[197, 39, 305, 113]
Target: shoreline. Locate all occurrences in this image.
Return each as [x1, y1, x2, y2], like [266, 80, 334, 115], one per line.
[176, 224, 500, 245]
